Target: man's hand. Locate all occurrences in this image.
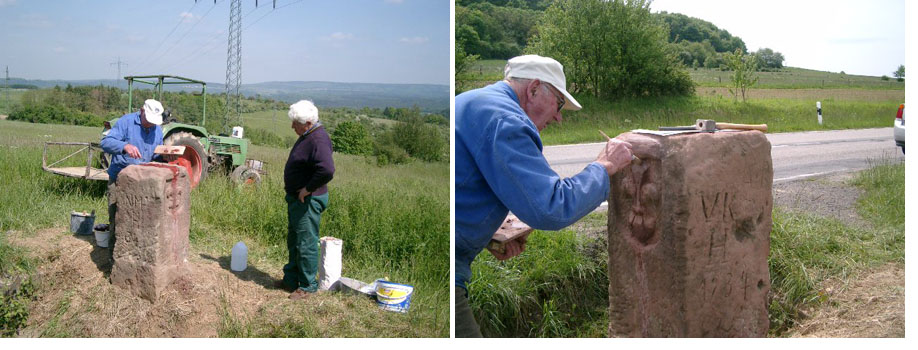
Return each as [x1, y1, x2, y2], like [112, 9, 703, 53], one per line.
[298, 188, 312, 203]
[595, 138, 634, 176]
[487, 233, 528, 260]
[123, 144, 141, 159]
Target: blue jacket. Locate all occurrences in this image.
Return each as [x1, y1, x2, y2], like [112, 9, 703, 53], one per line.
[100, 111, 163, 182]
[454, 81, 610, 289]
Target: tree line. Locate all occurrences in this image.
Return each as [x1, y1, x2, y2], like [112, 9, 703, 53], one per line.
[6, 84, 447, 165]
[456, 0, 790, 100]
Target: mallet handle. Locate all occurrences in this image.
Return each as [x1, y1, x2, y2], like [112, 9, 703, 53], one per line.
[716, 122, 768, 132]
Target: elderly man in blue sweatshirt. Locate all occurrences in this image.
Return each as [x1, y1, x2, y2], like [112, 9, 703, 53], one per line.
[100, 99, 165, 257]
[454, 55, 635, 337]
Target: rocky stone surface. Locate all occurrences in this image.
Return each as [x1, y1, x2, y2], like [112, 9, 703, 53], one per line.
[607, 131, 773, 337]
[110, 163, 190, 302]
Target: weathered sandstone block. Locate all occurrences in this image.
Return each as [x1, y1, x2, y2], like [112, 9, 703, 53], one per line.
[607, 131, 772, 337]
[111, 163, 190, 301]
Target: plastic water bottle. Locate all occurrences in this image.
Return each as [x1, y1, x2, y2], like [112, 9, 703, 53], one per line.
[231, 241, 248, 271]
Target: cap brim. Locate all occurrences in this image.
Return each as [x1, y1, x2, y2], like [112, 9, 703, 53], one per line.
[559, 89, 581, 111]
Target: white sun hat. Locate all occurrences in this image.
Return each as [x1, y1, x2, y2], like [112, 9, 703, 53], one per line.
[142, 99, 164, 125]
[504, 55, 581, 111]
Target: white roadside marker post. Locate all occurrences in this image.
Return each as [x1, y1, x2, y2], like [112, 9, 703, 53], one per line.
[817, 101, 823, 125]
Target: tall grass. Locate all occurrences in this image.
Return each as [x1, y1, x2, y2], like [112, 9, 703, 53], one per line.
[768, 160, 904, 335]
[468, 161, 903, 337]
[469, 212, 609, 337]
[0, 119, 449, 337]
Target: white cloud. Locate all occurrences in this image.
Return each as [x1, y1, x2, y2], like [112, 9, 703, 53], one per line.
[399, 36, 429, 45]
[180, 12, 198, 23]
[0, 0, 17, 8]
[321, 32, 355, 41]
[52, 47, 67, 53]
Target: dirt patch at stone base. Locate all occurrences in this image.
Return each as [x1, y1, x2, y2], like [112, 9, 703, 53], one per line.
[785, 262, 904, 338]
[6, 226, 396, 337]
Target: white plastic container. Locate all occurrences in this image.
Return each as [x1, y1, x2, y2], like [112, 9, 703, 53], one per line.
[94, 228, 111, 248]
[231, 241, 248, 271]
[318, 237, 343, 290]
[231, 126, 244, 139]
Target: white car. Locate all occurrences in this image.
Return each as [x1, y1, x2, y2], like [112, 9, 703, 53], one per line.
[894, 103, 905, 154]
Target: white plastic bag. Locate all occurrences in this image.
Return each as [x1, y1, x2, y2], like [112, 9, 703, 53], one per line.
[318, 237, 342, 290]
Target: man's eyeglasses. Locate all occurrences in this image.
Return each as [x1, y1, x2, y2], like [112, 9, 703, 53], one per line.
[545, 85, 565, 112]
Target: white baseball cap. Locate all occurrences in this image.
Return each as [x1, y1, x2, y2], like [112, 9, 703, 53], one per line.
[142, 99, 164, 125]
[504, 55, 581, 111]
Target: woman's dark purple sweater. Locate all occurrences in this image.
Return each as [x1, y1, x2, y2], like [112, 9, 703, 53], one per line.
[284, 125, 335, 197]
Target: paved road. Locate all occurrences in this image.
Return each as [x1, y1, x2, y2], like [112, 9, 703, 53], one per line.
[544, 128, 903, 183]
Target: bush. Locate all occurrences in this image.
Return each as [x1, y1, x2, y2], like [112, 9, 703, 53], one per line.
[331, 121, 373, 156]
[374, 142, 412, 166]
[8, 104, 105, 127]
[528, 0, 695, 99]
[390, 116, 446, 162]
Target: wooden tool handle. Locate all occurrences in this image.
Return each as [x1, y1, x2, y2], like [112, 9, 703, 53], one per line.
[715, 122, 768, 132]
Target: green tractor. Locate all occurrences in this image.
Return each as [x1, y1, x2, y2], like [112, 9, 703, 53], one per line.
[102, 75, 264, 187]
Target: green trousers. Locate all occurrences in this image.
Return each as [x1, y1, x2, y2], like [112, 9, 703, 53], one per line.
[283, 193, 329, 292]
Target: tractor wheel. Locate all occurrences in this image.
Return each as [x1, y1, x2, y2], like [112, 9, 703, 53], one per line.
[164, 131, 209, 188]
[231, 165, 262, 185]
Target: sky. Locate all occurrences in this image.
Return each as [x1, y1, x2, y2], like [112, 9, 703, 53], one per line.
[650, 0, 905, 77]
[0, 0, 449, 85]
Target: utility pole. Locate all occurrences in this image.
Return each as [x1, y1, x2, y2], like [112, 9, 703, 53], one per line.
[223, 0, 243, 130]
[219, 0, 275, 131]
[110, 57, 127, 87]
[4, 66, 9, 112]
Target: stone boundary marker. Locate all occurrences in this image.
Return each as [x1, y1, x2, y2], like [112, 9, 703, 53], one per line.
[608, 131, 773, 337]
[110, 163, 190, 302]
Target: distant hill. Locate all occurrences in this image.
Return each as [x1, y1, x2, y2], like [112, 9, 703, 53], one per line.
[3, 78, 449, 113]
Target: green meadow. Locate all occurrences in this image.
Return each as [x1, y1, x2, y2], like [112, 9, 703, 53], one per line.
[0, 119, 448, 337]
[458, 60, 902, 146]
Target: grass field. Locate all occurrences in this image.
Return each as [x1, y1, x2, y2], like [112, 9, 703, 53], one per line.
[459, 60, 905, 90]
[458, 60, 903, 145]
[468, 161, 904, 337]
[0, 119, 449, 337]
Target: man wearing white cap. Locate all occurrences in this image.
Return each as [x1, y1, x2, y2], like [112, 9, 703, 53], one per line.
[100, 99, 166, 258]
[101, 98, 166, 182]
[454, 55, 634, 337]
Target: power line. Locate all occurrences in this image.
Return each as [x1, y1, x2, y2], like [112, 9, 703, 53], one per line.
[143, 1, 224, 74]
[158, 3, 270, 74]
[129, 1, 200, 75]
[243, 0, 303, 30]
